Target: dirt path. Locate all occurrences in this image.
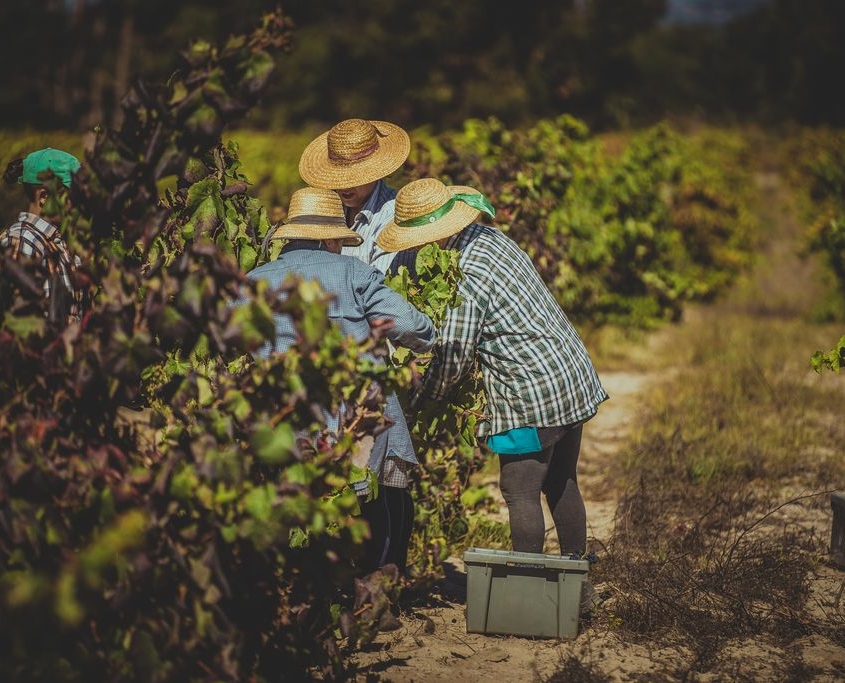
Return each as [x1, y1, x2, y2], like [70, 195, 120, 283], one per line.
[345, 342, 671, 682]
[581, 368, 662, 544]
[347, 164, 845, 682]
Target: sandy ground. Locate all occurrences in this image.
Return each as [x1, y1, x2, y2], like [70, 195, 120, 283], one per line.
[345, 368, 668, 683]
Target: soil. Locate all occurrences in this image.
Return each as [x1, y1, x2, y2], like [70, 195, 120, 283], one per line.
[344, 168, 845, 682]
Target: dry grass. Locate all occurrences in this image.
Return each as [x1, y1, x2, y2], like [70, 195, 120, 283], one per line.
[587, 287, 845, 676]
[580, 151, 845, 678]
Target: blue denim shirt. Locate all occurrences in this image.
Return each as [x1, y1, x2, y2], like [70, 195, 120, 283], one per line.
[246, 242, 435, 470]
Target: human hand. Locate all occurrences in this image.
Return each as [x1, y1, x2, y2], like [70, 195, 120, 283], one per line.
[369, 318, 395, 342]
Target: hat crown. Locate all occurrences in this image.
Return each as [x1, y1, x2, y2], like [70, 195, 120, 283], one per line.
[299, 118, 410, 189]
[270, 186, 361, 245]
[394, 178, 453, 224]
[22, 147, 80, 187]
[287, 187, 345, 222]
[326, 119, 385, 165]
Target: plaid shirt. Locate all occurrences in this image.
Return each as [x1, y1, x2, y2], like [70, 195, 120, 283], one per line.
[380, 455, 411, 488]
[341, 180, 399, 274]
[1, 212, 84, 321]
[420, 223, 609, 438]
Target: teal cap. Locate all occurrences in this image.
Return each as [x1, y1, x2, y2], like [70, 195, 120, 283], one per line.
[21, 148, 81, 187]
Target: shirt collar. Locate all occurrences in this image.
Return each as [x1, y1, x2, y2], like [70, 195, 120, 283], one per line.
[280, 239, 325, 255]
[444, 223, 476, 251]
[348, 179, 388, 227]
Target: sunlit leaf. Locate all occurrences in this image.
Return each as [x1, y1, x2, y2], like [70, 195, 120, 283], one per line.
[243, 484, 274, 522]
[251, 423, 295, 465]
[3, 314, 46, 339]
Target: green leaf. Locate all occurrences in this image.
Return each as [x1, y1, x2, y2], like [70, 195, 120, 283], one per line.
[223, 389, 252, 421]
[170, 466, 199, 499]
[239, 51, 275, 96]
[3, 314, 46, 339]
[183, 103, 223, 142]
[55, 572, 83, 626]
[196, 375, 214, 406]
[300, 287, 330, 344]
[79, 510, 147, 587]
[460, 485, 493, 509]
[228, 299, 276, 348]
[285, 462, 314, 485]
[392, 347, 411, 365]
[189, 185, 224, 235]
[251, 423, 295, 465]
[243, 484, 274, 522]
[238, 243, 258, 272]
[214, 483, 240, 506]
[289, 527, 309, 548]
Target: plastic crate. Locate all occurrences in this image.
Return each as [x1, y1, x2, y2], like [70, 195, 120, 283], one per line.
[463, 547, 589, 639]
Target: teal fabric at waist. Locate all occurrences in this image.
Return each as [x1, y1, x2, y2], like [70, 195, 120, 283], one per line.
[486, 426, 541, 455]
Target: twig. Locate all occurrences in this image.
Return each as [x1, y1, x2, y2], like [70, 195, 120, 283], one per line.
[452, 634, 478, 653]
[269, 405, 295, 427]
[725, 488, 839, 566]
[834, 580, 845, 611]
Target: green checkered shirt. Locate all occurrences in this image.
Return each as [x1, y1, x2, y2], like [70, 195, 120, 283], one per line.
[420, 223, 608, 438]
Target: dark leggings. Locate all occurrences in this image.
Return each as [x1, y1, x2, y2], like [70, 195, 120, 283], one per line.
[358, 485, 415, 575]
[498, 425, 586, 555]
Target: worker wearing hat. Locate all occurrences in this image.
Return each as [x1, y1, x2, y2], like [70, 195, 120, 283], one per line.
[298, 118, 411, 274]
[378, 177, 609, 559]
[246, 186, 435, 576]
[1, 147, 85, 322]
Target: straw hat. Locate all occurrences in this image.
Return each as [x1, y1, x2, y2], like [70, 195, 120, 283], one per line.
[269, 187, 363, 245]
[376, 178, 495, 253]
[298, 119, 410, 189]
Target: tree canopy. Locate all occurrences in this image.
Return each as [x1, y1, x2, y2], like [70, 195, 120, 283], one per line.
[0, 0, 843, 132]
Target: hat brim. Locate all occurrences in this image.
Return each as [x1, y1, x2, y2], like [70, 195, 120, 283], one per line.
[376, 186, 481, 253]
[269, 222, 363, 246]
[298, 121, 410, 189]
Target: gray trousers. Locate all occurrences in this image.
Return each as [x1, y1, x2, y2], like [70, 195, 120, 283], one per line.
[497, 424, 586, 555]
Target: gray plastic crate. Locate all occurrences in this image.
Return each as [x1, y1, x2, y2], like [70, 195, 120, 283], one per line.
[463, 547, 590, 639]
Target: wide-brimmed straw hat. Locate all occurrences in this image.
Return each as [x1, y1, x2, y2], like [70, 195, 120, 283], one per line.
[376, 178, 495, 253]
[269, 187, 363, 246]
[298, 119, 410, 189]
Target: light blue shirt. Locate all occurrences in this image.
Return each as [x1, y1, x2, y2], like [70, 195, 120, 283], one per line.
[246, 242, 436, 471]
[341, 180, 398, 274]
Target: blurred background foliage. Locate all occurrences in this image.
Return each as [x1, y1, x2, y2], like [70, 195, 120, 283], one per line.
[1, 0, 843, 136]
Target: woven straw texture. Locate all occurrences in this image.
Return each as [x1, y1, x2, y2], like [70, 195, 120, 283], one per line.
[377, 178, 481, 252]
[298, 119, 410, 189]
[269, 187, 362, 245]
